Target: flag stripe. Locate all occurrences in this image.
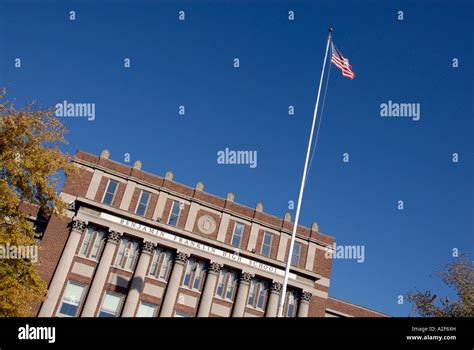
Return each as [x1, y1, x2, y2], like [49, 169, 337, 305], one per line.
[331, 61, 354, 77]
[331, 56, 352, 69]
[331, 58, 351, 71]
[331, 56, 354, 74]
[330, 41, 355, 80]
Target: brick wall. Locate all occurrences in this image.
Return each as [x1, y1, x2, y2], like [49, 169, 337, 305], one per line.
[62, 168, 93, 197]
[37, 215, 73, 286]
[326, 297, 388, 317]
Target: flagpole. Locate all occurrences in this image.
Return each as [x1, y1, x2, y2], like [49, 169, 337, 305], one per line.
[277, 28, 333, 318]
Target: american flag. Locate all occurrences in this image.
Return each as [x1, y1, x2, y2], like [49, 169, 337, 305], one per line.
[331, 42, 355, 80]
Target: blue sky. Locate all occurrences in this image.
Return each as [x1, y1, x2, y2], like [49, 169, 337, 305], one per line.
[1, 0, 472, 316]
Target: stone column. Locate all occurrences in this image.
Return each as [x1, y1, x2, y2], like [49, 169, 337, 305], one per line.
[159, 251, 188, 317]
[265, 282, 282, 317]
[297, 291, 312, 317]
[81, 230, 122, 317]
[38, 219, 87, 317]
[197, 262, 222, 317]
[231, 272, 253, 317]
[121, 241, 156, 317]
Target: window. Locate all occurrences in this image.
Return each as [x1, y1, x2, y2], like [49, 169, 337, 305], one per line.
[285, 290, 298, 317]
[102, 180, 118, 205]
[148, 247, 174, 281]
[33, 219, 48, 241]
[231, 223, 244, 248]
[79, 226, 106, 260]
[174, 311, 191, 317]
[168, 200, 182, 227]
[136, 302, 157, 317]
[215, 268, 238, 301]
[247, 278, 268, 310]
[261, 232, 273, 257]
[291, 242, 302, 266]
[135, 190, 151, 216]
[98, 292, 123, 317]
[182, 258, 206, 291]
[114, 237, 140, 270]
[57, 282, 86, 317]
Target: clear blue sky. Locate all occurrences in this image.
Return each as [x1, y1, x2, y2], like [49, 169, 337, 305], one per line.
[1, 0, 472, 316]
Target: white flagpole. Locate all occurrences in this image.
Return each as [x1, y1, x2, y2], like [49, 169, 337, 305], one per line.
[277, 28, 333, 317]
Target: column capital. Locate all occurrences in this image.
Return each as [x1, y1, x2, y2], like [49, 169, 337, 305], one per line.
[71, 219, 87, 233]
[107, 230, 122, 244]
[300, 291, 312, 303]
[175, 251, 189, 264]
[240, 272, 253, 283]
[271, 281, 282, 293]
[141, 241, 156, 255]
[208, 262, 222, 274]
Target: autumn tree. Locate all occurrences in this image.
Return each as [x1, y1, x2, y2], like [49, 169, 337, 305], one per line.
[0, 92, 76, 316]
[407, 254, 474, 317]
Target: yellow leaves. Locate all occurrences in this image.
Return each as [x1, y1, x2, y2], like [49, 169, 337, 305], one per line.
[407, 254, 474, 317]
[0, 258, 46, 317]
[0, 96, 75, 220]
[0, 93, 70, 316]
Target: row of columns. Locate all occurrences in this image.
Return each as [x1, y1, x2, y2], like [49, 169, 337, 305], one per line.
[39, 218, 312, 318]
[82, 230, 122, 316]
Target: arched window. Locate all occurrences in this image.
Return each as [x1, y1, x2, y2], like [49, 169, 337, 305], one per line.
[215, 268, 238, 301]
[114, 236, 140, 271]
[148, 247, 174, 281]
[247, 278, 269, 310]
[285, 289, 299, 317]
[79, 226, 106, 260]
[182, 257, 206, 291]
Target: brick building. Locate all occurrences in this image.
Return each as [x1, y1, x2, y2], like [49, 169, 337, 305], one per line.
[35, 150, 387, 318]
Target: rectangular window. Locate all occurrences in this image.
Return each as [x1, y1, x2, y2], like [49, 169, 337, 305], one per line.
[57, 282, 86, 317]
[90, 230, 106, 259]
[182, 258, 206, 291]
[174, 312, 191, 317]
[231, 223, 244, 248]
[149, 254, 158, 276]
[158, 252, 173, 280]
[257, 281, 268, 309]
[247, 280, 256, 307]
[260, 232, 273, 257]
[79, 229, 92, 256]
[225, 271, 237, 300]
[286, 290, 298, 317]
[291, 242, 302, 266]
[149, 248, 173, 281]
[135, 190, 151, 217]
[192, 263, 204, 290]
[79, 227, 106, 260]
[183, 261, 193, 287]
[102, 180, 118, 205]
[136, 302, 157, 317]
[216, 270, 225, 298]
[114, 237, 140, 271]
[98, 292, 123, 317]
[167, 200, 182, 227]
